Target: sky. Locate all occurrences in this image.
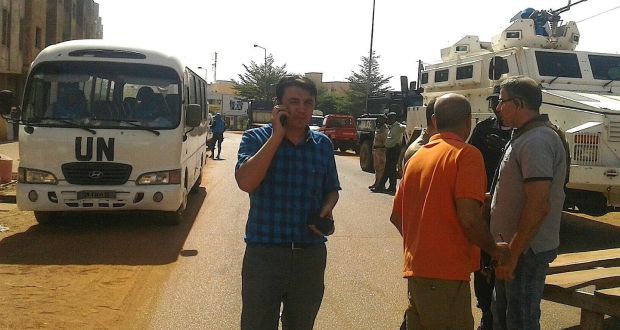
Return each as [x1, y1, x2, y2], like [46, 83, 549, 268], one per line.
[96, 0, 620, 89]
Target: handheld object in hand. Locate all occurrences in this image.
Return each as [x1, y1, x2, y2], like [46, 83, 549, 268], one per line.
[307, 213, 335, 236]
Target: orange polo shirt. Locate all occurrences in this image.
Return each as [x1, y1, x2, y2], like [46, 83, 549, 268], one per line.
[392, 132, 486, 281]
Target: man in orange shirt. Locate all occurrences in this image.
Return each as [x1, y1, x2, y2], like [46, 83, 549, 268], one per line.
[390, 93, 510, 329]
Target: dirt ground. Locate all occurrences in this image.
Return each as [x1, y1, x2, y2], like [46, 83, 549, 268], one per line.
[0, 184, 202, 328]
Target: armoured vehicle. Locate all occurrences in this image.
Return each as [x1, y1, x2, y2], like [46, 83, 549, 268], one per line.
[407, 1, 620, 215]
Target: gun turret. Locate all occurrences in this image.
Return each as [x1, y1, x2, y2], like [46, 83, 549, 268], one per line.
[547, 0, 588, 37]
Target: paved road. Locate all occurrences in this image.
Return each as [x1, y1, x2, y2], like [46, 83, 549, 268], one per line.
[1, 132, 619, 328]
[147, 132, 620, 329]
[149, 132, 407, 329]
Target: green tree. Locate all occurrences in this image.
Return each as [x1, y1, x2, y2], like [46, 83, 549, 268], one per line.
[233, 55, 288, 101]
[317, 92, 346, 115]
[344, 51, 392, 117]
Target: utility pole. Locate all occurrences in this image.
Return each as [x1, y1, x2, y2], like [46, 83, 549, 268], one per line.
[366, 0, 376, 114]
[212, 52, 218, 83]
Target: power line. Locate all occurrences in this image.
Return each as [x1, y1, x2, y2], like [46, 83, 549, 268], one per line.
[577, 4, 620, 23]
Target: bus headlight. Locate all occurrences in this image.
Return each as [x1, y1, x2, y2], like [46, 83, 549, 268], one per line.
[18, 167, 58, 184]
[136, 169, 181, 185]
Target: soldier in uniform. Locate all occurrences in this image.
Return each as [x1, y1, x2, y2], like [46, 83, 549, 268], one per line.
[468, 86, 512, 330]
[369, 114, 388, 190]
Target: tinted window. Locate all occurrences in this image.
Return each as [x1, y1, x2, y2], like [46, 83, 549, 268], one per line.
[435, 69, 449, 82]
[535, 51, 582, 78]
[589, 55, 620, 80]
[421, 72, 428, 84]
[456, 65, 473, 80]
[488, 56, 509, 80]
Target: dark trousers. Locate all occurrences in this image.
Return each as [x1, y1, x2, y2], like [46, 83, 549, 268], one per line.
[474, 251, 495, 330]
[241, 243, 327, 330]
[210, 132, 224, 156]
[377, 146, 400, 190]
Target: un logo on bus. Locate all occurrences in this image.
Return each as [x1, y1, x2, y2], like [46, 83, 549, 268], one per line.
[75, 137, 115, 161]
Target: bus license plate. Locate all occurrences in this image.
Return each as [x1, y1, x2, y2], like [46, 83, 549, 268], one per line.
[78, 191, 116, 200]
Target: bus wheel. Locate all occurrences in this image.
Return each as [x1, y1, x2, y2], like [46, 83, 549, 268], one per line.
[161, 206, 184, 225]
[359, 140, 374, 173]
[191, 169, 202, 193]
[34, 211, 60, 225]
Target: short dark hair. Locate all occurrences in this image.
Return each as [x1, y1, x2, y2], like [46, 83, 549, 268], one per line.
[434, 94, 471, 130]
[425, 98, 436, 126]
[500, 77, 542, 112]
[275, 75, 318, 104]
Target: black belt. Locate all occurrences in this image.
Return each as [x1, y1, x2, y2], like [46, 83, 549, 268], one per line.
[373, 146, 386, 149]
[247, 242, 323, 250]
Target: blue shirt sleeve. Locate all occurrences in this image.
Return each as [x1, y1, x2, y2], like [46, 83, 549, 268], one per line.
[236, 130, 260, 171]
[321, 138, 341, 194]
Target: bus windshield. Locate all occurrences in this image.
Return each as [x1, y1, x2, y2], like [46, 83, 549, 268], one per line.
[22, 61, 181, 129]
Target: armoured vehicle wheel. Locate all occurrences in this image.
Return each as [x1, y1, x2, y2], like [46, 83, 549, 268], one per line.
[359, 140, 374, 173]
[576, 192, 608, 216]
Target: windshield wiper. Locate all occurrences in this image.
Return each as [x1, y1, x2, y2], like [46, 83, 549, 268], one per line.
[28, 117, 96, 135]
[603, 78, 618, 87]
[99, 119, 160, 136]
[548, 76, 560, 85]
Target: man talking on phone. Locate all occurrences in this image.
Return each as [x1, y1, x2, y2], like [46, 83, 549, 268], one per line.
[235, 75, 341, 330]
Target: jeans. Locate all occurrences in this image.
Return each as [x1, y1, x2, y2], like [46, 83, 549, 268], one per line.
[492, 248, 557, 330]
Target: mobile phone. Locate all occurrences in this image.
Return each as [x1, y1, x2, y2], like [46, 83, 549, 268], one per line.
[275, 104, 288, 127]
[307, 213, 335, 236]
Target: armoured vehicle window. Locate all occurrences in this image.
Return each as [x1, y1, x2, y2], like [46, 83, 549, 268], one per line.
[435, 69, 449, 82]
[456, 65, 473, 80]
[488, 56, 508, 80]
[421, 72, 429, 84]
[588, 55, 620, 80]
[535, 51, 582, 78]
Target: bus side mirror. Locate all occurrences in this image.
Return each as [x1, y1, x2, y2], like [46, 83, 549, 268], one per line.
[0, 90, 15, 115]
[186, 104, 202, 127]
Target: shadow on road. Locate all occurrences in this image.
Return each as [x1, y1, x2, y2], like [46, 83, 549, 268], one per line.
[563, 317, 620, 330]
[558, 212, 620, 254]
[0, 188, 206, 266]
[334, 150, 357, 157]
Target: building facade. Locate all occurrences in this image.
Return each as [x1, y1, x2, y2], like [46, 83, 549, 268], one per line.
[207, 80, 248, 130]
[305, 72, 350, 96]
[0, 0, 102, 140]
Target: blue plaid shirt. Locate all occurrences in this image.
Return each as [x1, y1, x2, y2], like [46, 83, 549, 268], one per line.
[236, 125, 341, 244]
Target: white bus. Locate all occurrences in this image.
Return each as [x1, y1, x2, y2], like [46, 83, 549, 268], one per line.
[0, 40, 212, 224]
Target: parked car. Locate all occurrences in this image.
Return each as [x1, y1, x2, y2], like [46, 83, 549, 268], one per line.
[318, 114, 358, 153]
[309, 115, 324, 131]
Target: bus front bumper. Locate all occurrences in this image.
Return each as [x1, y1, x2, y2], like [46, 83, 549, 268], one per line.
[16, 184, 184, 212]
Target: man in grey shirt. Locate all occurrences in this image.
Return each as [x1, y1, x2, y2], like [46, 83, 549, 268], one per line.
[490, 77, 567, 330]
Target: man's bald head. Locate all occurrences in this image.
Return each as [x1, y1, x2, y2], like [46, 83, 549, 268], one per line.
[433, 93, 471, 131]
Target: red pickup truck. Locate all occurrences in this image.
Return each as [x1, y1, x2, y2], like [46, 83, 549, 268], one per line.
[318, 114, 358, 153]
